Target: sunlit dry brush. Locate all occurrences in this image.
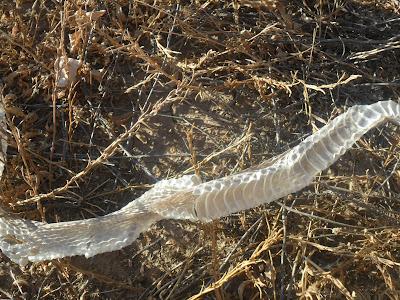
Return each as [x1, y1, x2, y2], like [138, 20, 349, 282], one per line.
[0, 0, 400, 299]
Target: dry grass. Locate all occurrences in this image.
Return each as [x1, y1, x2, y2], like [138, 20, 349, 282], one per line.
[0, 0, 400, 299]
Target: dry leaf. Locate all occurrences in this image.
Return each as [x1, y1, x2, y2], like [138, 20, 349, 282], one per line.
[54, 57, 82, 88]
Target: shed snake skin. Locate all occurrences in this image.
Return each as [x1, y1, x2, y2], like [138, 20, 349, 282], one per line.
[0, 100, 399, 266]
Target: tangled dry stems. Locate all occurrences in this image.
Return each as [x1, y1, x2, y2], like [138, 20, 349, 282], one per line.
[0, 0, 399, 299]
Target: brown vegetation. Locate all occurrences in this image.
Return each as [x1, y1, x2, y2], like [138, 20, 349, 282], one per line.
[0, 0, 399, 299]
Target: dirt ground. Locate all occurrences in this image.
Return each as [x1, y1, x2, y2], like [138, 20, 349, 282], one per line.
[0, 0, 400, 299]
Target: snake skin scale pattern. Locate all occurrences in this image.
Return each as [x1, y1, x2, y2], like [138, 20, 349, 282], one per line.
[0, 100, 399, 266]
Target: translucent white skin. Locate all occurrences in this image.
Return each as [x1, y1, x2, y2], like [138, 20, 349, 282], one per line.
[187, 100, 400, 221]
[0, 100, 399, 265]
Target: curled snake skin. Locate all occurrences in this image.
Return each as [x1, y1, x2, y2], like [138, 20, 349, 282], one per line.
[0, 100, 399, 265]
